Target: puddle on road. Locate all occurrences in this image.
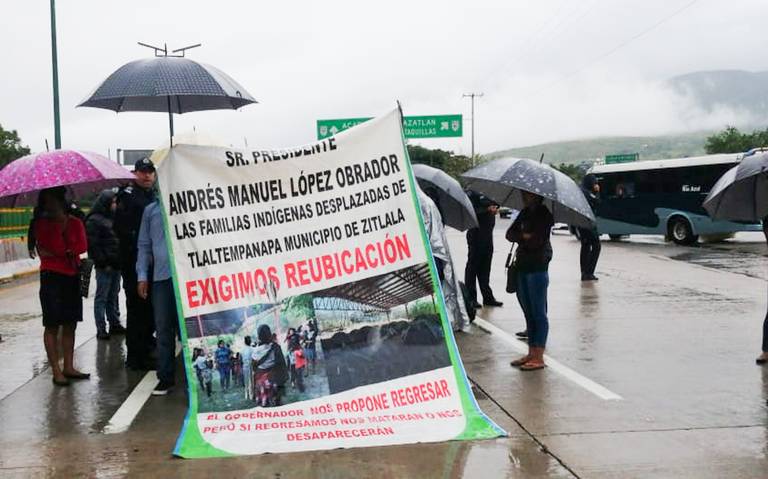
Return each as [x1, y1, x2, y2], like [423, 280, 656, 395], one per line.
[671, 250, 768, 281]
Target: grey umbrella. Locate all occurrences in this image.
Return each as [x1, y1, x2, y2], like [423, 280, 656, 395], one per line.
[412, 164, 478, 231]
[78, 54, 256, 144]
[461, 157, 595, 227]
[703, 150, 768, 222]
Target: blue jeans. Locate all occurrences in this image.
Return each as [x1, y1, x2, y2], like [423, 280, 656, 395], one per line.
[218, 365, 231, 389]
[94, 268, 121, 333]
[152, 279, 178, 384]
[516, 271, 550, 348]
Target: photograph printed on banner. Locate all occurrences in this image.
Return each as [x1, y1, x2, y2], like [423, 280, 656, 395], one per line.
[185, 262, 451, 413]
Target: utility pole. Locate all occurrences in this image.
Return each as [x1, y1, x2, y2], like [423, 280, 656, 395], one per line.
[462, 92, 483, 166]
[50, 0, 61, 149]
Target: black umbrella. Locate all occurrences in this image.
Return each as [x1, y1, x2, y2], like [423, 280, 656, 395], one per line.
[461, 157, 595, 227]
[412, 164, 478, 231]
[703, 150, 768, 222]
[78, 46, 256, 145]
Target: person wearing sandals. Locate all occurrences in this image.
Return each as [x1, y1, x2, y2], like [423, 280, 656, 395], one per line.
[506, 191, 554, 371]
[34, 187, 90, 386]
[757, 216, 768, 365]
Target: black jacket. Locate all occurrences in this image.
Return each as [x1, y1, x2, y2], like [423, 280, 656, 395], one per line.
[581, 174, 600, 210]
[114, 182, 156, 272]
[86, 190, 121, 269]
[466, 190, 497, 251]
[506, 203, 554, 273]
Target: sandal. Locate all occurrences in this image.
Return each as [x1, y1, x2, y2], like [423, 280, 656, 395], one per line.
[519, 361, 547, 371]
[510, 357, 531, 367]
[52, 377, 71, 387]
[63, 371, 91, 380]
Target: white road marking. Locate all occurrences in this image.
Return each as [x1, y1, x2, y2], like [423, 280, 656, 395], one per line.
[473, 317, 623, 401]
[103, 372, 159, 434]
[103, 344, 183, 434]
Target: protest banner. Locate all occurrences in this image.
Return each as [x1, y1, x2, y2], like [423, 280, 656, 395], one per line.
[155, 109, 505, 457]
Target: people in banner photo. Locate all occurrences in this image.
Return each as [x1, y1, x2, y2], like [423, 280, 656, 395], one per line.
[252, 324, 288, 407]
[137, 199, 178, 396]
[114, 158, 157, 371]
[215, 340, 232, 391]
[200, 359, 213, 398]
[303, 319, 318, 374]
[34, 186, 90, 386]
[465, 190, 504, 309]
[241, 336, 254, 400]
[193, 348, 205, 386]
[85, 188, 126, 340]
[284, 327, 299, 387]
[578, 174, 602, 281]
[506, 191, 555, 371]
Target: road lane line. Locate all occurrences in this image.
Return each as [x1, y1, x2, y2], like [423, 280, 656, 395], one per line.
[103, 345, 182, 434]
[103, 372, 158, 434]
[473, 317, 623, 401]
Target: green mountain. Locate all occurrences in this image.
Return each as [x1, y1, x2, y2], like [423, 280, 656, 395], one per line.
[486, 131, 712, 165]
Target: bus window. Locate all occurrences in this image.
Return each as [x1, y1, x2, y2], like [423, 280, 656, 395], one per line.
[615, 182, 635, 198]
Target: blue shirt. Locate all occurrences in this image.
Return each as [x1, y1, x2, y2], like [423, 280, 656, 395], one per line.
[136, 202, 172, 282]
[215, 346, 231, 366]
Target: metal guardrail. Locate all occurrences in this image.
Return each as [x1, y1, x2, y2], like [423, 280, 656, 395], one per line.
[0, 208, 34, 239]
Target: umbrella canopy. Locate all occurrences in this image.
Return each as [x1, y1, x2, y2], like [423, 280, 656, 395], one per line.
[461, 157, 595, 228]
[0, 150, 134, 207]
[78, 56, 256, 113]
[703, 151, 768, 222]
[412, 164, 478, 231]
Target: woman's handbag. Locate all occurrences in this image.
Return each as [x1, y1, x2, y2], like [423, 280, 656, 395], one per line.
[78, 258, 94, 298]
[505, 244, 518, 294]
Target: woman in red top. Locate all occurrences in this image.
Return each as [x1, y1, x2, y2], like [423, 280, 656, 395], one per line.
[34, 187, 89, 386]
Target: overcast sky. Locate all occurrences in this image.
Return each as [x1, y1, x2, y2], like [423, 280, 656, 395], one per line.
[2, 0, 767, 158]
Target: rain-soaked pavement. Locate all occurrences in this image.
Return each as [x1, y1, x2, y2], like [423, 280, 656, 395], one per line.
[0, 224, 766, 478]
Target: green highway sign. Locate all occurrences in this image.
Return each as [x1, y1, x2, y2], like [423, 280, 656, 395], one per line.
[605, 153, 639, 164]
[317, 114, 463, 140]
[403, 114, 463, 139]
[316, 118, 371, 139]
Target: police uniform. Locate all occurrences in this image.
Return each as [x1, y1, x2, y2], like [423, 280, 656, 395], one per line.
[464, 190, 502, 307]
[578, 174, 601, 281]
[114, 158, 157, 369]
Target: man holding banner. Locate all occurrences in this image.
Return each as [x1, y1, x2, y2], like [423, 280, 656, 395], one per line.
[137, 200, 178, 396]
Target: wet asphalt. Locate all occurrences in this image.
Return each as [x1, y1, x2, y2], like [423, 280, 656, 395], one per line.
[0, 224, 766, 478]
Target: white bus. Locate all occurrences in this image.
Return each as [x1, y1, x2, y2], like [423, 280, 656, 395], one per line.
[588, 153, 763, 244]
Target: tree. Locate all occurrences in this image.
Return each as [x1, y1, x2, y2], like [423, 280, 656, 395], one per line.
[705, 125, 768, 154]
[407, 145, 473, 180]
[0, 124, 30, 169]
[554, 163, 585, 183]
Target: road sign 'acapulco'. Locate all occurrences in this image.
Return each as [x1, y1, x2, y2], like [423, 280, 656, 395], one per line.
[317, 115, 462, 140]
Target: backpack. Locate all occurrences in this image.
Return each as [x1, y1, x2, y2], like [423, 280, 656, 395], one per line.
[270, 343, 289, 387]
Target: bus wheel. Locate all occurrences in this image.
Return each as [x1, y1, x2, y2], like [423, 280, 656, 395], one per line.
[608, 234, 624, 241]
[668, 216, 698, 245]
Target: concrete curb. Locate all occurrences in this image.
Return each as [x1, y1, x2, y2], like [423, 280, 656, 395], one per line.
[0, 259, 40, 283]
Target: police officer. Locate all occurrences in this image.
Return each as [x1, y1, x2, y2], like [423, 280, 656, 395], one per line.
[464, 190, 503, 308]
[578, 174, 601, 281]
[114, 158, 157, 370]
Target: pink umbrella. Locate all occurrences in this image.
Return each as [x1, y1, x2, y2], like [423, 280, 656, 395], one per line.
[0, 150, 135, 207]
